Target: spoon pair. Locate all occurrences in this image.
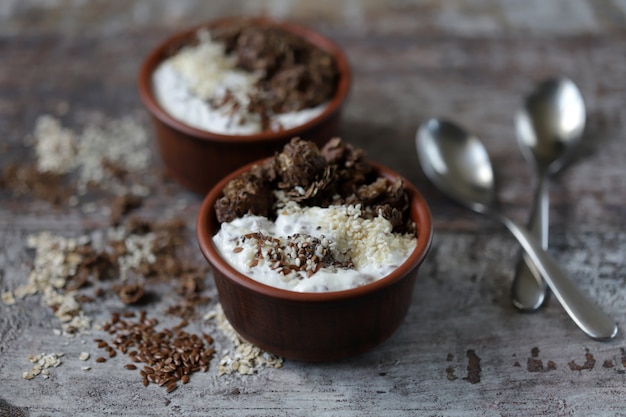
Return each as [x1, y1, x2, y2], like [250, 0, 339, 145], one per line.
[416, 103, 617, 340]
[512, 77, 585, 311]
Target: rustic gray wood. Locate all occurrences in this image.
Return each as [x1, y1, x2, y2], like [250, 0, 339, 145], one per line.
[1, 1, 626, 416]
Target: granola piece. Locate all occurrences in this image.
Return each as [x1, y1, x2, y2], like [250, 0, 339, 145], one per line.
[215, 165, 274, 223]
[114, 282, 145, 305]
[79, 250, 116, 281]
[321, 137, 366, 167]
[1, 163, 71, 207]
[275, 138, 327, 190]
[110, 194, 143, 226]
[210, 23, 339, 119]
[346, 177, 412, 233]
[285, 165, 335, 205]
[64, 243, 116, 291]
[213, 137, 414, 234]
[351, 177, 388, 206]
[375, 204, 407, 234]
[125, 216, 154, 235]
[321, 137, 372, 197]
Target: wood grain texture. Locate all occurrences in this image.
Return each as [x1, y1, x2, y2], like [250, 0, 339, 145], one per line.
[1, 1, 626, 416]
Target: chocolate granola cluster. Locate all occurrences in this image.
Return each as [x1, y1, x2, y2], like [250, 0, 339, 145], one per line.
[215, 138, 413, 233]
[209, 22, 339, 129]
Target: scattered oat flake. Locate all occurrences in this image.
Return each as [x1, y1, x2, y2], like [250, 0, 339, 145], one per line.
[29, 114, 150, 199]
[14, 232, 93, 335]
[33, 115, 77, 175]
[207, 304, 283, 376]
[14, 217, 191, 336]
[22, 353, 63, 380]
[79, 352, 90, 361]
[1, 291, 16, 305]
[73, 116, 150, 194]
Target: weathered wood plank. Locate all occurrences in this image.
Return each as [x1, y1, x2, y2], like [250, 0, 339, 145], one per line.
[1, 1, 626, 416]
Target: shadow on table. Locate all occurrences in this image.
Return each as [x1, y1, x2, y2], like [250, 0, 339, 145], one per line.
[0, 397, 29, 417]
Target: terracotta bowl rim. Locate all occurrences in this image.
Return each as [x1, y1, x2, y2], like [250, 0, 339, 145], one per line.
[137, 16, 352, 144]
[196, 158, 433, 303]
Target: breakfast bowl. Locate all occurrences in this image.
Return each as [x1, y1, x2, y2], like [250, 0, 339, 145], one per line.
[196, 138, 433, 361]
[138, 16, 352, 195]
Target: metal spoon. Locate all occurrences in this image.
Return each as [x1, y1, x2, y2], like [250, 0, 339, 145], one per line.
[416, 118, 617, 340]
[512, 77, 586, 311]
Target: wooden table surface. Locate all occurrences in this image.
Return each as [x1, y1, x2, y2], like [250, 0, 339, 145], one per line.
[1, 1, 626, 416]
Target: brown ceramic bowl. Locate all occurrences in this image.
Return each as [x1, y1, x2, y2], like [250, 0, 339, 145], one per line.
[138, 17, 351, 195]
[196, 159, 433, 362]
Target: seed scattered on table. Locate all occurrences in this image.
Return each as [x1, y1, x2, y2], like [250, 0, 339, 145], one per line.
[93, 311, 216, 392]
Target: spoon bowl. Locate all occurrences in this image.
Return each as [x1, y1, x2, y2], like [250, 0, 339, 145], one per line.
[516, 77, 585, 175]
[416, 118, 617, 341]
[417, 119, 496, 213]
[513, 77, 586, 311]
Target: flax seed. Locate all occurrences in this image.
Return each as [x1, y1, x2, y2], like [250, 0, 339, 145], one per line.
[95, 357, 106, 363]
[94, 311, 217, 392]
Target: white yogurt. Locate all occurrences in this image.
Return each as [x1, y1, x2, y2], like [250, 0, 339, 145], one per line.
[152, 30, 327, 135]
[212, 202, 417, 292]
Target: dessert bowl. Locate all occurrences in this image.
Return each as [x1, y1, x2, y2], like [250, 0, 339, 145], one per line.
[196, 155, 433, 362]
[138, 16, 352, 195]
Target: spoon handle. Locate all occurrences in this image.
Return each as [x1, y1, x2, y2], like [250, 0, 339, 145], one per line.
[495, 212, 618, 340]
[511, 174, 550, 311]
